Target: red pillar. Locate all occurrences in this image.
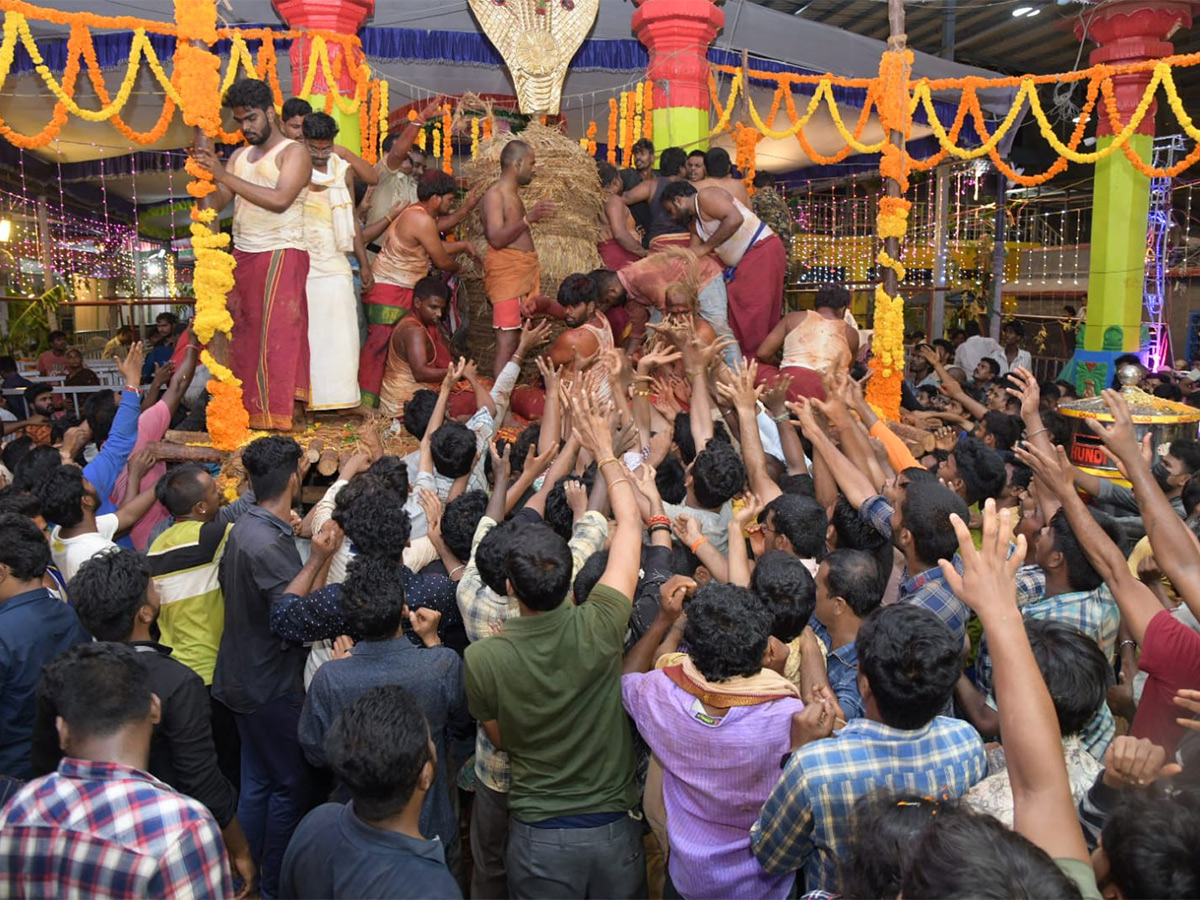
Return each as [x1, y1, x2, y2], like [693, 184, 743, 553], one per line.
[1078, 0, 1192, 136]
[273, 0, 375, 98]
[631, 0, 724, 152]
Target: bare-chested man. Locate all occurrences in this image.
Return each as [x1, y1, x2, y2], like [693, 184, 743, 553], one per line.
[192, 78, 312, 431]
[596, 161, 646, 271]
[509, 273, 613, 420]
[693, 147, 752, 208]
[356, 170, 477, 410]
[620, 146, 689, 251]
[481, 140, 556, 377]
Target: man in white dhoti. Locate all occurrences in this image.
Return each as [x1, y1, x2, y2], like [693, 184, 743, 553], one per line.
[301, 112, 371, 413]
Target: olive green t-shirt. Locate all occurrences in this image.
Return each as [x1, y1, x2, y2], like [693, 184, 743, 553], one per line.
[463, 584, 638, 823]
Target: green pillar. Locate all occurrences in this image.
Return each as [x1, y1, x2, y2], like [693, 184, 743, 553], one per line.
[306, 94, 362, 155]
[1074, 133, 1151, 393]
[650, 107, 709, 157]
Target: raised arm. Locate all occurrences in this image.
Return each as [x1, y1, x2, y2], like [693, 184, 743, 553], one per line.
[570, 385, 640, 600]
[790, 397, 877, 510]
[716, 358, 780, 504]
[1015, 440, 1160, 644]
[1083, 389, 1200, 623]
[941, 501, 1090, 866]
[333, 144, 380, 186]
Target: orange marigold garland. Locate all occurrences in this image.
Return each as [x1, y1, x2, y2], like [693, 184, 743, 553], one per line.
[442, 104, 453, 173]
[864, 48, 914, 421]
[732, 121, 760, 194]
[586, 120, 597, 157]
[177, 0, 248, 450]
[642, 80, 653, 140]
[607, 97, 618, 164]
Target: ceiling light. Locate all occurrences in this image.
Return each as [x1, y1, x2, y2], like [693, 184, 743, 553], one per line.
[1026, 7, 1041, 15]
[0, 219, 10, 242]
[1012, 6, 1033, 15]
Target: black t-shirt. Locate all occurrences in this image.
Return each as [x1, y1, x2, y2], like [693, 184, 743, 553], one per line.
[621, 167, 653, 247]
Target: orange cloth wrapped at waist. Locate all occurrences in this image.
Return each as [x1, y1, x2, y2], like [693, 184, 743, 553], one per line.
[483, 247, 541, 303]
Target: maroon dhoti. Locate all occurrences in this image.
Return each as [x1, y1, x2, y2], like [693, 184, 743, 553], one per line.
[358, 282, 415, 408]
[597, 238, 641, 272]
[228, 248, 310, 431]
[727, 234, 786, 358]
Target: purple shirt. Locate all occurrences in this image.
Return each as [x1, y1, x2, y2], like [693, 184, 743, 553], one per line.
[622, 669, 804, 900]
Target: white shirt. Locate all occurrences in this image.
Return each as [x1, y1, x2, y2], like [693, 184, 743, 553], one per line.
[50, 513, 119, 583]
[953, 335, 1001, 375]
[0, 407, 15, 444]
[989, 347, 1033, 377]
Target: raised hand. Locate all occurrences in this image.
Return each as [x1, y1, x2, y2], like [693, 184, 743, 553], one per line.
[636, 344, 682, 377]
[658, 574, 696, 625]
[408, 606, 443, 646]
[1013, 440, 1074, 498]
[518, 318, 554, 358]
[1086, 389, 1144, 465]
[732, 492, 765, 531]
[310, 520, 344, 560]
[762, 373, 793, 416]
[786, 397, 819, 438]
[629, 460, 659, 504]
[488, 440, 512, 488]
[331, 634, 356, 660]
[568, 383, 615, 459]
[563, 478, 588, 519]
[416, 487, 443, 537]
[672, 513, 704, 549]
[1005, 366, 1042, 422]
[118, 341, 146, 388]
[535, 355, 562, 395]
[1101, 735, 1182, 788]
[714, 358, 762, 411]
[939, 499, 1027, 618]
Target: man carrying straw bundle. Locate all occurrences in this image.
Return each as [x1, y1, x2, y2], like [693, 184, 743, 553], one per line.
[481, 141, 557, 377]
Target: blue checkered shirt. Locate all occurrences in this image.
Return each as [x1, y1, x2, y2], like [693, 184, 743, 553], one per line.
[751, 717, 986, 893]
[973, 564, 1120, 759]
[860, 495, 969, 645]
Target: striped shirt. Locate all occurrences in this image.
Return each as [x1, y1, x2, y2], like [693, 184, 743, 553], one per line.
[751, 716, 985, 893]
[146, 520, 232, 686]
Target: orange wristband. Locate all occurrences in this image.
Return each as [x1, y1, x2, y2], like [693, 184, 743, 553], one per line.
[690, 535, 709, 554]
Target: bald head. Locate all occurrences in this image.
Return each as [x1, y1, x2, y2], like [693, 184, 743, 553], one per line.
[500, 140, 533, 171]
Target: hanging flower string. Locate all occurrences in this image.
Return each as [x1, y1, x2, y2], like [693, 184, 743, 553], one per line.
[175, 0, 248, 450]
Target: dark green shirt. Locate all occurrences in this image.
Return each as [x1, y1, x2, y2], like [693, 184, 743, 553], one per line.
[464, 585, 638, 823]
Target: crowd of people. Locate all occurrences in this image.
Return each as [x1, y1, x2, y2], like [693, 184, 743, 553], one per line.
[0, 75, 1199, 900]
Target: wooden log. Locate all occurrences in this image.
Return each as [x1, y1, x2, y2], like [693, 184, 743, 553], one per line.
[306, 438, 323, 464]
[146, 441, 226, 463]
[163, 430, 212, 444]
[317, 446, 340, 476]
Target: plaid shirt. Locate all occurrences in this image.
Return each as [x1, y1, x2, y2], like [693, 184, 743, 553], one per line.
[751, 716, 985, 893]
[860, 495, 969, 645]
[0, 757, 232, 898]
[457, 510, 609, 792]
[974, 564, 1119, 759]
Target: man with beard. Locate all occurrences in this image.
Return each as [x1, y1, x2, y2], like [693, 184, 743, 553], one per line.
[192, 78, 313, 431]
[358, 171, 477, 411]
[510, 274, 614, 420]
[379, 277, 480, 421]
[662, 180, 787, 359]
[481, 140, 557, 377]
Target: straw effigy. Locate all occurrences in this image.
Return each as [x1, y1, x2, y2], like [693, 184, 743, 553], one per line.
[458, 118, 604, 371]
